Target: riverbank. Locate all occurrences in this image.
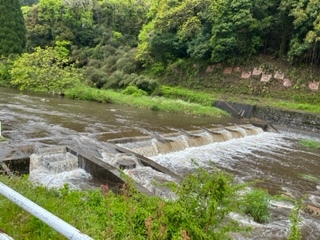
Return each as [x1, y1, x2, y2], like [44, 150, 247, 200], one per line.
[64, 84, 320, 117]
[64, 85, 229, 117]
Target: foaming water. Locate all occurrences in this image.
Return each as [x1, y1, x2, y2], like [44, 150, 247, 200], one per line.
[124, 167, 177, 199]
[29, 168, 92, 190]
[117, 124, 263, 157]
[150, 131, 320, 239]
[1, 88, 320, 239]
[100, 151, 178, 197]
[29, 151, 92, 190]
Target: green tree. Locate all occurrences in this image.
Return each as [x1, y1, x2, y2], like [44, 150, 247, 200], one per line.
[287, 0, 320, 64]
[9, 41, 83, 93]
[20, 0, 38, 6]
[137, 0, 213, 65]
[210, 0, 262, 63]
[0, 0, 26, 56]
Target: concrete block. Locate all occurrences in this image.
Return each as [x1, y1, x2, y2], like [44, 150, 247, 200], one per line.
[241, 71, 251, 79]
[260, 74, 272, 82]
[274, 71, 284, 80]
[309, 81, 319, 91]
[252, 67, 262, 76]
[233, 67, 241, 73]
[283, 78, 292, 87]
[206, 65, 215, 73]
[223, 67, 232, 74]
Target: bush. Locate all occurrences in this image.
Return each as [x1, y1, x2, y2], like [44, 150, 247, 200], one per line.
[86, 68, 108, 88]
[0, 168, 250, 239]
[121, 85, 147, 97]
[103, 70, 125, 89]
[135, 76, 160, 95]
[0, 57, 12, 86]
[241, 189, 271, 223]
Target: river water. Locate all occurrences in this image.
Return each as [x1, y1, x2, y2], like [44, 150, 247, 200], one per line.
[0, 87, 320, 239]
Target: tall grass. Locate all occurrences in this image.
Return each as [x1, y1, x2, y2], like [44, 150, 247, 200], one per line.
[160, 85, 216, 106]
[299, 139, 320, 149]
[65, 85, 229, 117]
[241, 189, 271, 223]
[0, 169, 251, 239]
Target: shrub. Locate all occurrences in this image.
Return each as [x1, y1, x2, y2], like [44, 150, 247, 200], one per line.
[86, 68, 108, 88]
[241, 189, 271, 223]
[116, 57, 137, 74]
[103, 70, 125, 89]
[0, 57, 12, 86]
[121, 85, 147, 97]
[135, 76, 160, 95]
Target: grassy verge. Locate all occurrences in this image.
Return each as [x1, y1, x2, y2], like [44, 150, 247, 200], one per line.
[0, 169, 262, 240]
[66, 84, 320, 116]
[65, 85, 228, 117]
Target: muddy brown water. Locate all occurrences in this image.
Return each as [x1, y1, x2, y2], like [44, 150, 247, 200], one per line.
[1, 87, 320, 239]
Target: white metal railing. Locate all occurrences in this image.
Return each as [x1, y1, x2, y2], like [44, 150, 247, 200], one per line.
[0, 182, 93, 240]
[0, 230, 14, 240]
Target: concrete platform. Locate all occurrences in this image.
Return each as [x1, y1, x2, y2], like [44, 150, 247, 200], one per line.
[0, 144, 31, 175]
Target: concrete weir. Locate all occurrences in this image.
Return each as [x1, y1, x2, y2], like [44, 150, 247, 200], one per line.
[0, 143, 181, 195]
[110, 124, 264, 157]
[0, 123, 264, 195]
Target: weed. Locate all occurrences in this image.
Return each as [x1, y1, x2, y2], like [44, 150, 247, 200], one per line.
[299, 139, 320, 149]
[287, 198, 304, 240]
[151, 105, 159, 111]
[241, 189, 271, 223]
[0, 168, 251, 239]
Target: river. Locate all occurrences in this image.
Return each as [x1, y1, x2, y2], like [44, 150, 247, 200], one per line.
[0, 87, 319, 239]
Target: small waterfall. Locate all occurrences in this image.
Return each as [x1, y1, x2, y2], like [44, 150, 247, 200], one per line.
[39, 153, 78, 173]
[116, 124, 264, 157]
[241, 125, 264, 135]
[29, 147, 92, 189]
[156, 139, 187, 154]
[100, 151, 178, 198]
[124, 167, 177, 200]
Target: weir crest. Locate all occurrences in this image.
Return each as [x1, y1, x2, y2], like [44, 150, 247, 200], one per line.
[111, 124, 264, 157]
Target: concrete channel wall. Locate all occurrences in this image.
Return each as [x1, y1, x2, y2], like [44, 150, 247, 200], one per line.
[213, 100, 320, 133]
[252, 106, 320, 133]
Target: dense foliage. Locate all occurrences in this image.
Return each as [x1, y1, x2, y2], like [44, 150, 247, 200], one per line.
[0, 0, 26, 56]
[137, 0, 320, 66]
[9, 41, 83, 93]
[0, 169, 265, 240]
[0, 0, 320, 102]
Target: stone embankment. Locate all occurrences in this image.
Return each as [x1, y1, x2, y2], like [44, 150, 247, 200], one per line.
[252, 106, 320, 133]
[213, 100, 320, 133]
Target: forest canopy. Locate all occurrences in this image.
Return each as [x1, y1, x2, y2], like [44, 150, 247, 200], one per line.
[1, 0, 320, 94]
[15, 0, 320, 67]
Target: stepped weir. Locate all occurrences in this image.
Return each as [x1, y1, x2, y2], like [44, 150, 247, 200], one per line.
[109, 124, 264, 157]
[0, 123, 265, 196]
